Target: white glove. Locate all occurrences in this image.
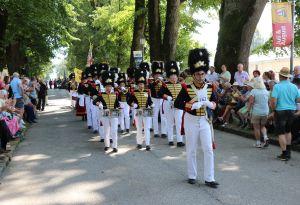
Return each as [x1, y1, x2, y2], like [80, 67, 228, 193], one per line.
[151, 103, 155, 108]
[120, 103, 125, 109]
[121, 86, 126, 91]
[167, 96, 173, 102]
[191, 102, 203, 110]
[202, 100, 215, 109]
[98, 103, 103, 109]
[133, 103, 138, 108]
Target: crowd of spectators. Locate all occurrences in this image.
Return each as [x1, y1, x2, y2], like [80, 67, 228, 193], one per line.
[204, 64, 300, 150]
[0, 71, 48, 154]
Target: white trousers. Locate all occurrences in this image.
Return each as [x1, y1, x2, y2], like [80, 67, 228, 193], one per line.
[98, 110, 105, 140]
[119, 102, 130, 130]
[184, 113, 215, 182]
[70, 91, 77, 107]
[152, 98, 166, 135]
[102, 117, 118, 148]
[164, 102, 183, 143]
[85, 96, 92, 127]
[135, 115, 151, 146]
[91, 104, 99, 131]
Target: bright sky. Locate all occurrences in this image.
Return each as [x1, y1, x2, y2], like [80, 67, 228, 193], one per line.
[193, 2, 272, 59]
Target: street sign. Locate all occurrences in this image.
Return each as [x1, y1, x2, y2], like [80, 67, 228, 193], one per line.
[133, 50, 143, 67]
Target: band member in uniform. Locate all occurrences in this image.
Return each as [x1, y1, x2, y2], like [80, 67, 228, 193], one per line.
[148, 61, 167, 138]
[97, 63, 109, 142]
[159, 61, 185, 147]
[67, 73, 78, 108]
[117, 72, 130, 134]
[84, 67, 94, 129]
[93, 71, 120, 152]
[90, 64, 100, 134]
[76, 72, 87, 120]
[174, 48, 219, 188]
[127, 69, 153, 151]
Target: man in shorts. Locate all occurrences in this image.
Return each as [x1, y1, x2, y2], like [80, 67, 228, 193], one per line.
[10, 72, 24, 115]
[271, 67, 300, 161]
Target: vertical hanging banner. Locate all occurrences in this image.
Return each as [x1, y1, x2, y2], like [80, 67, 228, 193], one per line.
[272, 2, 293, 47]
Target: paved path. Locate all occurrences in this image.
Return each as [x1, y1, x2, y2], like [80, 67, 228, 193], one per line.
[0, 90, 299, 205]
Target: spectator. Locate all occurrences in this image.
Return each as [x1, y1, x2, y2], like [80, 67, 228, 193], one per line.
[271, 67, 300, 161]
[219, 65, 231, 84]
[10, 72, 24, 116]
[291, 77, 300, 145]
[269, 70, 276, 81]
[206, 66, 219, 83]
[218, 82, 241, 127]
[247, 78, 270, 148]
[37, 80, 48, 111]
[235, 82, 253, 128]
[292, 65, 300, 82]
[262, 71, 272, 90]
[252, 70, 260, 79]
[234, 64, 249, 86]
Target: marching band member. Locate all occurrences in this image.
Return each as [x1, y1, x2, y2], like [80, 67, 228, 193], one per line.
[174, 48, 219, 188]
[67, 73, 78, 108]
[76, 72, 87, 121]
[98, 63, 109, 142]
[117, 72, 130, 134]
[159, 61, 185, 147]
[127, 67, 137, 126]
[85, 67, 94, 129]
[93, 71, 120, 152]
[90, 64, 100, 134]
[127, 69, 153, 151]
[148, 61, 167, 138]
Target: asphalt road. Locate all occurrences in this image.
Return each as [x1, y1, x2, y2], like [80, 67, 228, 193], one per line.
[0, 89, 299, 205]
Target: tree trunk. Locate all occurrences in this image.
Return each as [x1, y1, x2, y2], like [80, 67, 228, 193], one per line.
[6, 41, 26, 74]
[215, 0, 268, 76]
[0, 9, 8, 68]
[130, 0, 146, 68]
[148, 0, 163, 61]
[162, 0, 181, 61]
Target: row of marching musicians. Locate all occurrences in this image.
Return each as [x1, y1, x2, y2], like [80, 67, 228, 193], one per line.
[69, 48, 220, 188]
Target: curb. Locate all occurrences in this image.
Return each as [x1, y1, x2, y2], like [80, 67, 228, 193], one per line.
[215, 125, 300, 152]
[0, 140, 21, 177]
[0, 124, 30, 178]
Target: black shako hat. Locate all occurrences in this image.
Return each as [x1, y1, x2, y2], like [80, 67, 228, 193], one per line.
[102, 71, 115, 86]
[165, 61, 179, 77]
[188, 48, 209, 74]
[151, 61, 164, 75]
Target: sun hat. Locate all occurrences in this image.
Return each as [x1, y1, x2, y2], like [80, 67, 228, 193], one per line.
[279, 67, 291, 78]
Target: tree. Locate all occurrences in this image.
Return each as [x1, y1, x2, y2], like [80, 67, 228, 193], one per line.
[214, 0, 268, 74]
[130, 0, 146, 67]
[0, 0, 74, 74]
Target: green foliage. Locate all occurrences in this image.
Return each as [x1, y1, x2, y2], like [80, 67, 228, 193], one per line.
[0, 0, 75, 75]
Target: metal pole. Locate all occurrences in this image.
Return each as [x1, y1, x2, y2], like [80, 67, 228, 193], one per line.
[290, 0, 296, 74]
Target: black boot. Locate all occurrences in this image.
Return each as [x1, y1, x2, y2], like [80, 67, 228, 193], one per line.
[286, 145, 292, 159]
[136, 144, 142, 149]
[177, 142, 185, 147]
[169, 142, 174, 146]
[161, 134, 167, 138]
[277, 151, 288, 161]
[154, 134, 160, 138]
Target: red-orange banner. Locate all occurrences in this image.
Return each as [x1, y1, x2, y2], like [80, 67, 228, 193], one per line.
[272, 2, 293, 47]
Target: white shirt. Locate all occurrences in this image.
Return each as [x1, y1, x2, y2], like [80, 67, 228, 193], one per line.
[206, 71, 219, 83]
